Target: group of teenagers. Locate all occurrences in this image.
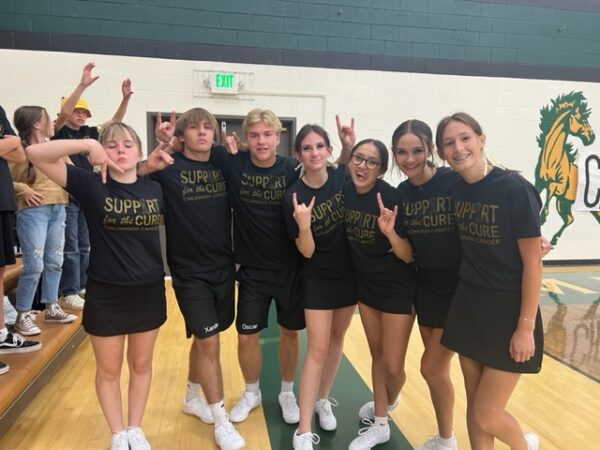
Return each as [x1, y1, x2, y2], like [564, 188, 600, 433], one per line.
[0, 63, 550, 450]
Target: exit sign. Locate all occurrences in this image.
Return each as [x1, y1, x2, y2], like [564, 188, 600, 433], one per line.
[210, 72, 238, 94]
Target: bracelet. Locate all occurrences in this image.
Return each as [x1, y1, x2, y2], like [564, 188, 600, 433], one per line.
[519, 317, 535, 322]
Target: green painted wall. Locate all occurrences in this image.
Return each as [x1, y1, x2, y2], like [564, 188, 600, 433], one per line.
[1, 0, 600, 68]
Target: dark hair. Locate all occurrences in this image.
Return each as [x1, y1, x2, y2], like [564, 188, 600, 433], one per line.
[391, 119, 435, 169]
[350, 138, 389, 174]
[435, 112, 483, 160]
[14, 106, 48, 184]
[293, 124, 331, 154]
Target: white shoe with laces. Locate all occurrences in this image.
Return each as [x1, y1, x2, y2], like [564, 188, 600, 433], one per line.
[127, 426, 151, 450]
[229, 390, 262, 423]
[110, 430, 129, 450]
[348, 419, 390, 450]
[293, 429, 320, 450]
[524, 432, 539, 450]
[358, 396, 400, 420]
[214, 418, 245, 450]
[416, 433, 457, 450]
[315, 398, 338, 431]
[59, 293, 85, 310]
[182, 396, 214, 424]
[278, 391, 300, 424]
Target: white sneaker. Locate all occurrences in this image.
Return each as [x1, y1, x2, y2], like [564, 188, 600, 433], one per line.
[15, 312, 41, 336]
[214, 418, 245, 450]
[183, 396, 214, 424]
[293, 429, 320, 450]
[348, 419, 390, 450]
[127, 426, 151, 450]
[315, 398, 338, 431]
[44, 303, 77, 323]
[59, 294, 85, 310]
[524, 432, 539, 450]
[278, 391, 300, 424]
[358, 396, 400, 420]
[416, 434, 457, 450]
[110, 430, 129, 450]
[230, 390, 262, 423]
[79, 288, 86, 299]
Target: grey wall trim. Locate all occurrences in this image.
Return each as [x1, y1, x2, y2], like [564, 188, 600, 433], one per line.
[477, 0, 600, 13]
[2, 30, 600, 83]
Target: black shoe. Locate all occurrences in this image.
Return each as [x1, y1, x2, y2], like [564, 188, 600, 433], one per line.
[0, 332, 42, 354]
[0, 360, 8, 375]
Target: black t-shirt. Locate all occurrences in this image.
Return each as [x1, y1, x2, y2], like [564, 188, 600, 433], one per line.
[210, 146, 301, 270]
[284, 165, 353, 279]
[452, 168, 542, 290]
[150, 152, 233, 274]
[0, 105, 17, 212]
[66, 165, 165, 285]
[53, 125, 99, 171]
[398, 167, 462, 272]
[344, 178, 412, 275]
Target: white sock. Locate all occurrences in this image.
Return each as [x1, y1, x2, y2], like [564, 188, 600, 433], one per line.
[0, 327, 7, 342]
[439, 432, 455, 446]
[209, 400, 227, 426]
[186, 382, 202, 402]
[388, 395, 400, 410]
[374, 416, 388, 427]
[246, 381, 260, 394]
[280, 380, 294, 394]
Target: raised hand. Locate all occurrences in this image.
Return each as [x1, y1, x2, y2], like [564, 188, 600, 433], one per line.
[376, 192, 398, 236]
[80, 62, 99, 88]
[292, 192, 315, 231]
[221, 127, 241, 155]
[155, 111, 176, 144]
[122, 78, 133, 100]
[336, 114, 356, 150]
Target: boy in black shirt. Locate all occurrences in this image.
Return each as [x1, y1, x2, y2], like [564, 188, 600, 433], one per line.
[210, 109, 303, 425]
[143, 108, 244, 450]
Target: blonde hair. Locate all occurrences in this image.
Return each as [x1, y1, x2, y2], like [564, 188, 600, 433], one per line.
[174, 108, 218, 138]
[242, 108, 282, 134]
[99, 122, 142, 155]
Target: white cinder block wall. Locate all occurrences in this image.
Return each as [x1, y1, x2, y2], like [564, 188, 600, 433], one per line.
[1, 49, 598, 261]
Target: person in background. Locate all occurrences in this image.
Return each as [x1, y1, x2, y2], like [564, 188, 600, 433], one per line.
[11, 106, 77, 337]
[0, 105, 41, 374]
[53, 63, 133, 311]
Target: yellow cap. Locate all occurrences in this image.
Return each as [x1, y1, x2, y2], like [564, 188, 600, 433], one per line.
[60, 96, 92, 118]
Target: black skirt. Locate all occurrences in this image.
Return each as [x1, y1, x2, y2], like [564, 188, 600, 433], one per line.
[301, 274, 357, 310]
[355, 270, 415, 315]
[441, 282, 543, 373]
[415, 268, 459, 328]
[83, 278, 167, 336]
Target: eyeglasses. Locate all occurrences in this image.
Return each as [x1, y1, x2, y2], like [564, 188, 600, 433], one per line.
[351, 153, 380, 170]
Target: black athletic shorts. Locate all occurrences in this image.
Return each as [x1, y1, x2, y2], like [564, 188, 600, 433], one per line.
[236, 265, 304, 333]
[172, 264, 236, 339]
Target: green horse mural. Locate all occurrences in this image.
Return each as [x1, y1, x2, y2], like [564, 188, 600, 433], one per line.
[536, 91, 600, 246]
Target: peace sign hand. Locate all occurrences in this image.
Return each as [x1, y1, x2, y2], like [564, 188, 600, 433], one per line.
[292, 192, 316, 231]
[377, 192, 398, 237]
